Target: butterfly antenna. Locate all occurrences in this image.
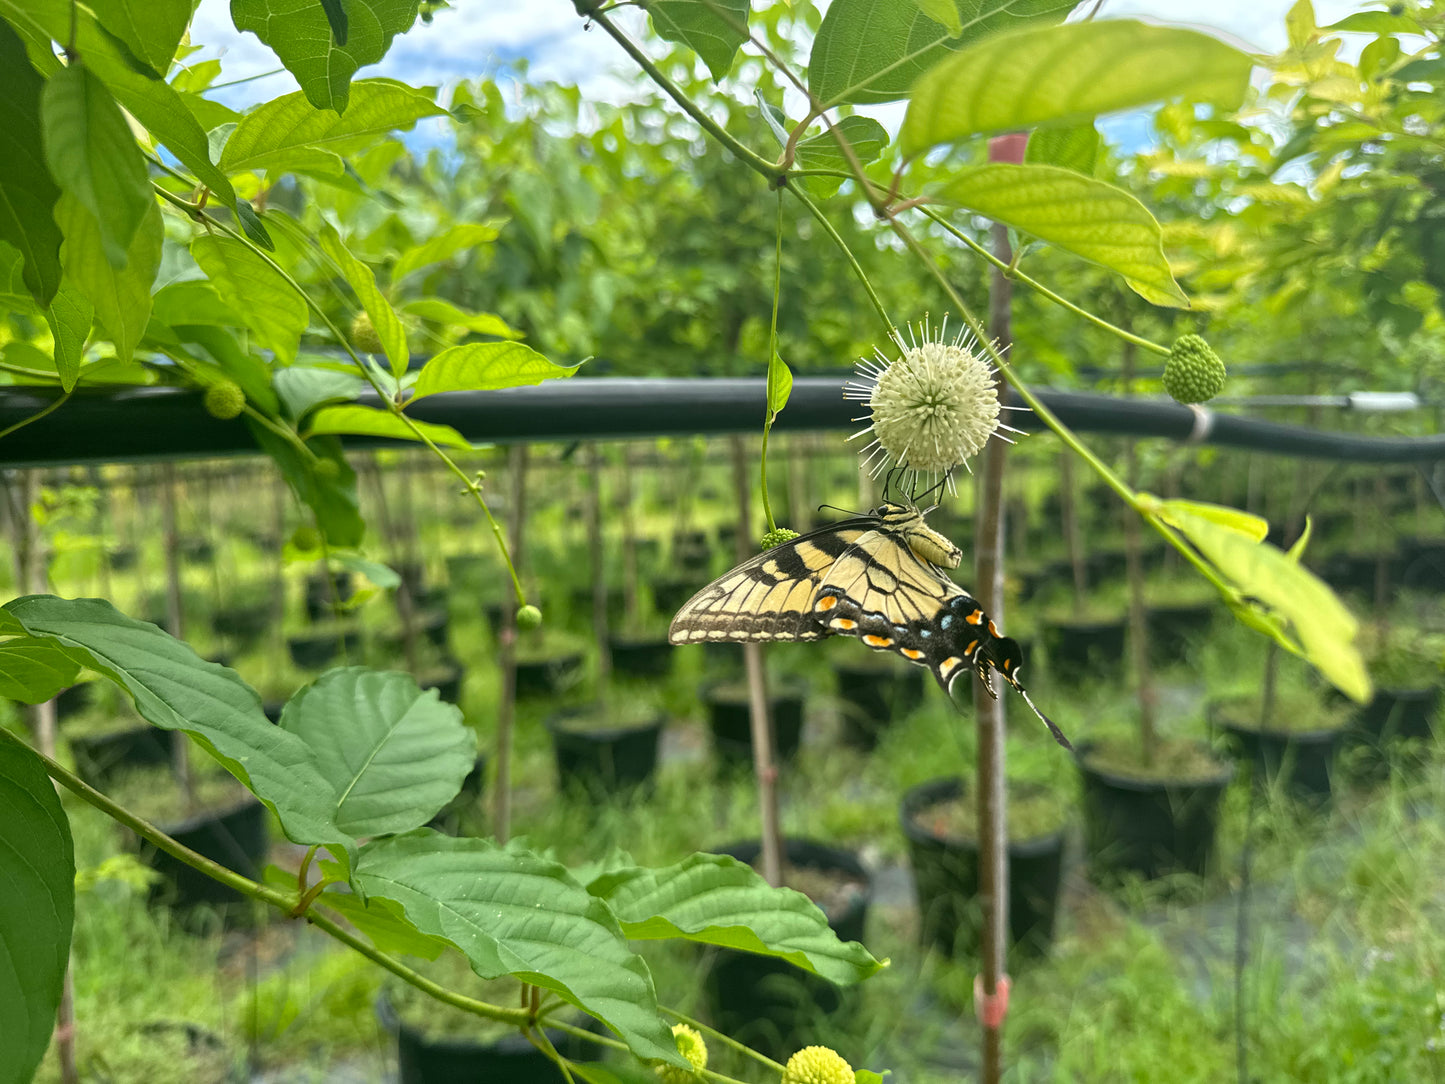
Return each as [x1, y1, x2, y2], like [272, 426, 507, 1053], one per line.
[1016, 687, 1075, 752]
[816, 502, 862, 519]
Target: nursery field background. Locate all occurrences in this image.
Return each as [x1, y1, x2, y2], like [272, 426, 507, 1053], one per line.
[3, 0, 1445, 1082]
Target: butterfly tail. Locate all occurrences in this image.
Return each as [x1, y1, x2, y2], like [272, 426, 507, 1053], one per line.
[989, 635, 1075, 752]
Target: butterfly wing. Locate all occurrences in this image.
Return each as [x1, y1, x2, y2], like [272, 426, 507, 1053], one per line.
[667, 518, 877, 643]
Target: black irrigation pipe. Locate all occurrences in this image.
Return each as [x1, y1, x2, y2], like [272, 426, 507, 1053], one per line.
[1, 377, 1443, 468]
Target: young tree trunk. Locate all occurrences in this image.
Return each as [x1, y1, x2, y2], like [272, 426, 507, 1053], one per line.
[1121, 340, 1158, 769]
[587, 444, 611, 686]
[731, 436, 782, 887]
[364, 456, 418, 675]
[491, 444, 528, 843]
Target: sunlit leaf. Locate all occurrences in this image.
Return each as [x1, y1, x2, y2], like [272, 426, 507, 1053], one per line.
[56, 195, 162, 363]
[305, 403, 472, 450]
[87, 0, 193, 76]
[793, 115, 890, 171]
[1025, 123, 1100, 176]
[0, 636, 81, 701]
[0, 20, 64, 306]
[44, 278, 92, 391]
[648, 0, 749, 82]
[318, 223, 408, 377]
[393, 223, 499, 283]
[400, 298, 520, 339]
[410, 342, 579, 402]
[937, 163, 1186, 307]
[191, 234, 308, 364]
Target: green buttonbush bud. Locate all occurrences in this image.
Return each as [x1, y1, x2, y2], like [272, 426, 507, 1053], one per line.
[515, 604, 543, 631]
[761, 527, 800, 550]
[654, 1023, 708, 1082]
[203, 380, 246, 420]
[290, 525, 322, 552]
[350, 311, 385, 354]
[1162, 334, 1225, 405]
[782, 1045, 854, 1084]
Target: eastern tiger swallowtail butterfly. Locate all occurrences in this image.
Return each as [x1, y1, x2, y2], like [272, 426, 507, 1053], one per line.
[667, 501, 1072, 750]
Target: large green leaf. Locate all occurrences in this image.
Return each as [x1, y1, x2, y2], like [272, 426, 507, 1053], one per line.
[0, 19, 63, 306]
[279, 668, 472, 837]
[937, 163, 1186, 307]
[0, 635, 81, 701]
[1, 596, 360, 874]
[647, 0, 749, 82]
[274, 361, 366, 419]
[151, 279, 240, 328]
[44, 277, 92, 390]
[229, 0, 422, 113]
[409, 342, 578, 402]
[1156, 503, 1371, 702]
[901, 20, 1254, 155]
[305, 404, 472, 449]
[588, 853, 883, 985]
[220, 79, 444, 175]
[1024, 122, 1100, 176]
[809, 0, 1074, 107]
[310, 866, 448, 958]
[400, 298, 519, 339]
[87, 0, 193, 76]
[56, 194, 162, 363]
[191, 234, 308, 363]
[393, 223, 499, 283]
[355, 833, 683, 1067]
[318, 223, 408, 377]
[41, 64, 152, 267]
[0, 738, 74, 1084]
[793, 115, 890, 171]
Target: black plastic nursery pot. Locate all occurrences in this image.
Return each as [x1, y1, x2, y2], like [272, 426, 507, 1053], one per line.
[179, 537, 213, 563]
[835, 658, 925, 749]
[415, 610, 450, 650]
[1042, 616, 1127, 685]
[1354, 686, 1439, 744]
[428, 754, 487, 835]
[546, 706, 665, 794]
[899, 777, 1065, 960]
[69, 725, 177, 788]
[379, 995, 597, 1084]
[287, 629, 361, 669]
[608, 635, 673, 678]
[1210, 704, 1343, 802]
[210, 599, 273, 647]
[705, 839, 871, 1061]
[653, 578, 704, 616]
[702, 679, 806, 766]
[514, 652, 583, 697]
[139, 797, 269, 919]
[107, 544, 137, 571]
[303, 570, 355, 621]
[1146, 602, 1214, 668]
[1077, 742, 1234, 883]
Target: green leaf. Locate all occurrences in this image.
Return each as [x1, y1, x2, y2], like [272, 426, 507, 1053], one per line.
[1156, 506, 1371, 702]
[1, 595, 360, 874]
[1025, 122, 1100, 176]
[393, 222, 499, 283]
[87, 0, 193, 76]
[318, 223, 408, 377]
[410, 342, 578, 402]
[0, 635, 81, 701]
[937, 164, 1186, 307]
[318, 0, 349, 44]
[0, 737, 74, 1084]
[249, 426, 363, 547]
[1158, 499, 1267, 543]
[766, 348, 792, 422]
[809, 0, 1074, 107]
[399, 298, 520, 339]
[1287, 516, 1313, 562]
[355, 833, 683, 1067]
[56, 194, 162, 363]
[220, 79, 444, 175]
[313, 873, 449, 958]
[306, 403, 472, 449]
[588, 853, 883, 985]
[900, 20, 1254, 156]
[279, 668, 472, 836]
[1324, 11, 1422, 34]
[41, 63, 153, 267]
[647, 0, 749, 82]
[44, 277, 93, 390]
[191, 234, 308, 364]
[793, 115, 890, 171]
[0, 20, 64, 306]
[915, 0, 960, 36]
[151, 279, 240, 328]
[333, 554, 400, 589]
[855, 1072, 891, 1084]
[236, 201, 275, 251]
[274, 361, 366, 419]
[229, 0, 422, 113]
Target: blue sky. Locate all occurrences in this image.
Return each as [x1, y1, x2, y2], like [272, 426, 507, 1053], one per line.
[188, 0, 1367, 146]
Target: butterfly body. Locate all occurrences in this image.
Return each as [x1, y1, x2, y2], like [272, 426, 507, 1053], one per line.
[668, 502, 1071, 749]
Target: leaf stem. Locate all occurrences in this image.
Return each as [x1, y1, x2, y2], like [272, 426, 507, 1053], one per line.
[759, 188, 784, 534]
[0, 389, 73, 441]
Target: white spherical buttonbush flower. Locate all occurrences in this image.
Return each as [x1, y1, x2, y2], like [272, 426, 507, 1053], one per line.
[845, 318, 1020, 492]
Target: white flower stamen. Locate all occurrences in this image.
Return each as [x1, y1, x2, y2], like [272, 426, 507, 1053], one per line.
[846, 316, 1012, 494]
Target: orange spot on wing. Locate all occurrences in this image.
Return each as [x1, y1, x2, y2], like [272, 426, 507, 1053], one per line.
[988, 620, 1000, 637]
[965, 610, 984, 625]
[816, 595, 838, 611]
[863, 634, 892, 648]
[833, 618, 857, 630]
[902, 648, 924, 661]
[965, 639, 978, 656]
[940, 656, 962, 674]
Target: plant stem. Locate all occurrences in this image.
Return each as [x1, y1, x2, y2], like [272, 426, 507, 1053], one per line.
[0, 389, 73, 440]
[760, 190, 785, 535]
[1121, 338, 1158, 768]
[662, 1007, 787, 1075]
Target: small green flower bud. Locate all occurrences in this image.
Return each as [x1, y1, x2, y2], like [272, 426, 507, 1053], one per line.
[1162, 334, 1225, 404]
[350, 311, 385, 354]
[761, 527, 800, 550]
[290, 525, 322, 552]
[654, 1023, 708, 1082]
[203, 380, 246, 420]
[782, 1045, 854, 1084]
[515, 604, 542, 631]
